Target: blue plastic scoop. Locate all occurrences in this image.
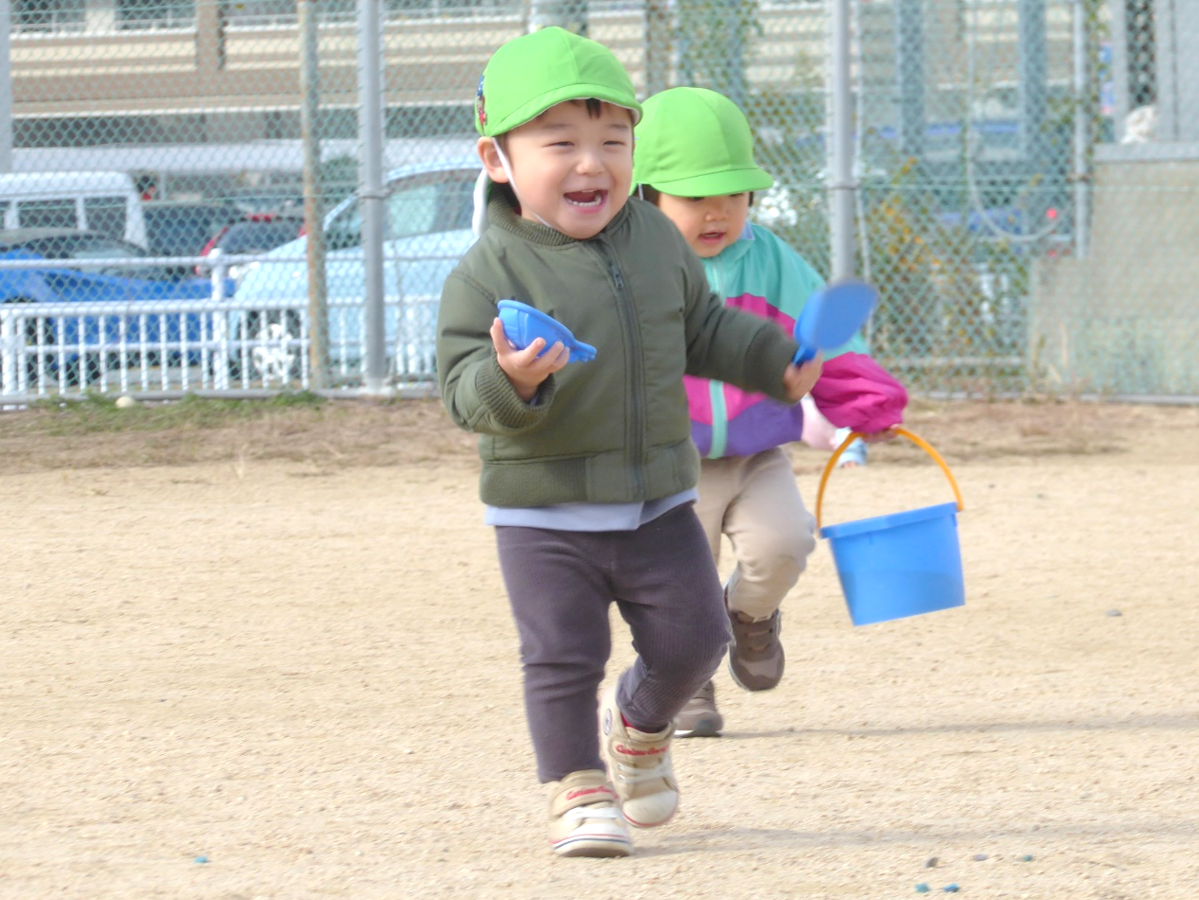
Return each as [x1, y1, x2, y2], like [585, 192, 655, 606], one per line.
[497, 299, 597, 363]
[792, 278, 878, 364]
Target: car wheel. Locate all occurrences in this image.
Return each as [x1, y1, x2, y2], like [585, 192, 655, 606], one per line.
[234, 309, 304, 384]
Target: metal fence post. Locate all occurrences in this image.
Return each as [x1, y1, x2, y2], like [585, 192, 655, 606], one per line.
[1019, 0, 1049, 225]
[210, 256, 230, 391]
[358, 0, 388, 397]
[644, 0, 672, 96]
[300, 0, 328, 389]
[895, 0, 925, 162]
[828, 0, 856, 280]
[1072, 0, 1091, 259]
[0, 0, 12, 173]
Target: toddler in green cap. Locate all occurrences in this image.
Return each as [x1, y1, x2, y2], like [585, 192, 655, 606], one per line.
[633, 86, 899, 739]
[435, 29, 823, 858]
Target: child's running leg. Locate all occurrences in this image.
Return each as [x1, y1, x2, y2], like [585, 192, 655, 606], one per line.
[495, 526, 616, 783]
[722, 447, 815, 619]
[721, 447, 816, 690]
[602, 502, 729, 825]
[673, 456, 742, 737]
[609, 502, 730, 729]
[496, 526, 633, 856]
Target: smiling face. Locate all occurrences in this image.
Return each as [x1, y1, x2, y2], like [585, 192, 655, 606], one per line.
[655, 191, 751, 258]
[478, 99, 634, 240]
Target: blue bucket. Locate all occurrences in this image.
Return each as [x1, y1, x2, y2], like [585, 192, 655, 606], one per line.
[816, 429, 966, 627]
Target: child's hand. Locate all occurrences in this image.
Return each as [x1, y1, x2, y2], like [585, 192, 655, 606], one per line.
[490, 317, 570, 402]
[783, 354, 823, 402]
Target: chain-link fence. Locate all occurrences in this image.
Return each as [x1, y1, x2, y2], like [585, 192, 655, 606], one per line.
[2, 0, 1196, 401]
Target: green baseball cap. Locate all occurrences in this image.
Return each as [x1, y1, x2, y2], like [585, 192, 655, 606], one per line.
[633, 87, 774, 196]
[475, 26, 642, 137]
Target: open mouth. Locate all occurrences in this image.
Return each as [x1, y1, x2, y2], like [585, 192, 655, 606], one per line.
[565, 190, 606, 209]
[699, 230, 726, 243]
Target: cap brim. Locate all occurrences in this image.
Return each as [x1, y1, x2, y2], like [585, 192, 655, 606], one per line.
[487, 86, 642, 136]
[644, 166, 774, 197]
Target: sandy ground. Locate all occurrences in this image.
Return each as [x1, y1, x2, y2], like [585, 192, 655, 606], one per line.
[1, 398, 1197, 899]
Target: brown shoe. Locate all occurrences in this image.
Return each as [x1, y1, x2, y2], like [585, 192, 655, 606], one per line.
[727, 608, 785, 691]
[673, 680, 723, 738]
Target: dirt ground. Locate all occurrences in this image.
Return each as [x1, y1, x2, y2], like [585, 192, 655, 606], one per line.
[1, 397, 1197, 900]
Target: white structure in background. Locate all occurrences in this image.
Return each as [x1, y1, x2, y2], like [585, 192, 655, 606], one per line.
[1121, 104, 1157, 144]
[1107, 0, 1199, 145]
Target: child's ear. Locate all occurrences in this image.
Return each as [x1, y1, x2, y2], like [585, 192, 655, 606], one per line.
[477, 137, 509, 183]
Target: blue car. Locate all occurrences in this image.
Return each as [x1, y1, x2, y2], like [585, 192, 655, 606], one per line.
[229, 157, 481, 380]
[0, 228, 224, 385]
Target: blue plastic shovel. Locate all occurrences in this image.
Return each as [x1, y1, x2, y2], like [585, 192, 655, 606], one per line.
[792, 278, 879, 364]
[497, 299, 597, 363]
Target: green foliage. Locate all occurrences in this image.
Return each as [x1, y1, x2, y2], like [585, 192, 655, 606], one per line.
[858, 159, 1033, 394]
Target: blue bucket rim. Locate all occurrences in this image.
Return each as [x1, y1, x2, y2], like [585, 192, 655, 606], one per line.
[819, 501, 960, 541]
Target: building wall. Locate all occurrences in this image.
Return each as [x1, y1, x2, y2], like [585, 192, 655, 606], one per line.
[1030, 146, 1199, 396]
[10, 4, 1073, 125]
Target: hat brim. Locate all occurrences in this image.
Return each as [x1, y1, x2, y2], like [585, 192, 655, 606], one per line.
[485, 85, 642, 137]
[643, 166, 774, 198]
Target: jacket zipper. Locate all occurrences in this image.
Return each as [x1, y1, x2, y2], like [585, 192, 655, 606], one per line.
[594, 238, 645, 499]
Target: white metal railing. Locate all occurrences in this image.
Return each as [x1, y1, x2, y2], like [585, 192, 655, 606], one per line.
[0, 254, 442, 402]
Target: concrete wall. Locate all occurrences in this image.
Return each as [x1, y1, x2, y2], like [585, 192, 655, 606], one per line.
[1029, 145, 1199, 396]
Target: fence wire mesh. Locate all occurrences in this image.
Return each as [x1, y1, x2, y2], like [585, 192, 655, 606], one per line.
[2, 0, 1196, 400]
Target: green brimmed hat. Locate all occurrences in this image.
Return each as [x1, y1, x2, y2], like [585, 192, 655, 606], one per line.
[475, 26, 642, 137]
[633, 87, 774, 196]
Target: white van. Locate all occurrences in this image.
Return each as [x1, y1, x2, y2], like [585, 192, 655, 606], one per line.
[0, 171, 148, 249]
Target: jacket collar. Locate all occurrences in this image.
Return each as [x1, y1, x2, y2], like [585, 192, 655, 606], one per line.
[487, 190, 631, 246]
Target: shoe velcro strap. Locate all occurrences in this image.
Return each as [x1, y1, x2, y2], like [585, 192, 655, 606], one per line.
[562, 804, 623, 823]
[551, 781, 618, 816]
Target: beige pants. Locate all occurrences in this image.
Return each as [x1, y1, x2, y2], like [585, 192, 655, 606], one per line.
[692, 447, 817, 621]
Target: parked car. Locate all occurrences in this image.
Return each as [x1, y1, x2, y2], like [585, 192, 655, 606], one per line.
[0, 228, 225, 385]
[226, 187, 305, 217]
[199, 212, 304, 275]
[0, 170, 148, 248]
[143, 200, 243, 260]
[230, 157, 481, 379]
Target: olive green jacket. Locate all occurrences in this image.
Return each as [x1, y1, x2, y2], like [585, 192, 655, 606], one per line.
[436, 194, 799, 507]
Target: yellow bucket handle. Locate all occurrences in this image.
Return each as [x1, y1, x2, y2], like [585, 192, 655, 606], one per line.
[815, 427, 964, 530]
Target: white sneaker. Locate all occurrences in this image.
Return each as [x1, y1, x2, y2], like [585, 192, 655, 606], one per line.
[599, 686, 679, 828]
[546, 769, 632, 858]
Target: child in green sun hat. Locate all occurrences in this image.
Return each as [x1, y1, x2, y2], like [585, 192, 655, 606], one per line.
[633, 86, 900, 739]
[436, 29, 823, 858]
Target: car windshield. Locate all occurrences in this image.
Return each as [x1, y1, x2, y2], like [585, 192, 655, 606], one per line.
[324, 168, 478, 251]
[145, 204, 241, 256]
[217, 219, 302, 254]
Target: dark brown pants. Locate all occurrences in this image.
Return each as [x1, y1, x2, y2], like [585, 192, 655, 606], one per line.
[496, 503, 730, 783]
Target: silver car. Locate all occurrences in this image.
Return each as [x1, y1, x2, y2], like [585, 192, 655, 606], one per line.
[228, 156, 481, 383]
